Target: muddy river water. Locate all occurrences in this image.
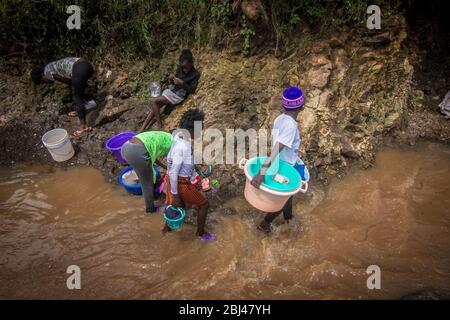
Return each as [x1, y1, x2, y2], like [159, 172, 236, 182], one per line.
[0, 142, 449, 299]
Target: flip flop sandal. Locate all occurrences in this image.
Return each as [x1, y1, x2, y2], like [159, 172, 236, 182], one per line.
[200, 231, 216, 241]
[72, 127, 92, 138]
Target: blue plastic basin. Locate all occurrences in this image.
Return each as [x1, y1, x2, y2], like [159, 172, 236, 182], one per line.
[118, 166, 159, 196]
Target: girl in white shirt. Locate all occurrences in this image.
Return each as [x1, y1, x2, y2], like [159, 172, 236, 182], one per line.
[251, 86, 305, 233]
[164, 109, 215, 241]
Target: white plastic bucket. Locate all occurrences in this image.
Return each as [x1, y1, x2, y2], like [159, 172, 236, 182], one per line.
[239, 158, 308, 212]
[42, 128, 75, 162]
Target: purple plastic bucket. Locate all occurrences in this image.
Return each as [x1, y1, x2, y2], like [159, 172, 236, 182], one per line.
[105, 131, 136, 164]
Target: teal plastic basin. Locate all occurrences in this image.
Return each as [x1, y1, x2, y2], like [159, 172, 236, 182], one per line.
[247, 157, 301, 192]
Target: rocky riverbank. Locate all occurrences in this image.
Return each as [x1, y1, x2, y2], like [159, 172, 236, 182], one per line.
[0, 15, 448, 203]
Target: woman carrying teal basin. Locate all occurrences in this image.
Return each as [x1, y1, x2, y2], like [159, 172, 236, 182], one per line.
[251, 86, 307, 233]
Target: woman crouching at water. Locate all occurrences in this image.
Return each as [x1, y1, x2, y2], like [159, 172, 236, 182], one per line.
[164, 109, 215, 241]
[121, 131, 173, 213]
[30, 57, 96, 138]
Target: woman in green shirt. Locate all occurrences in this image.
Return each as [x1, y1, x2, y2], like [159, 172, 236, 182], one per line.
[121, 131, 173, 213]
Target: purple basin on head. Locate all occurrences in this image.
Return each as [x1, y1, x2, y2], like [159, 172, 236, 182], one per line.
[105, 131, 136, 164]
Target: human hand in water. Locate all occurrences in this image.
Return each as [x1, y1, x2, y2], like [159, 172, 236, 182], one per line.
[172, 195, 183, 208]
[251, 172, 265, 189]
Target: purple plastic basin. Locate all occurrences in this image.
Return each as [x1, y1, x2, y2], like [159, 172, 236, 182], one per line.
[105, 131, 136, 164]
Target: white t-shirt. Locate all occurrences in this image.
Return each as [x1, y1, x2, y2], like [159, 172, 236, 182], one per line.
[272, 114, 301, 165]
[167, 133, 195, 194]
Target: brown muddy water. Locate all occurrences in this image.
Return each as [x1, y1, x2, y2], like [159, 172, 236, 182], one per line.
[0, 142, 449, 299]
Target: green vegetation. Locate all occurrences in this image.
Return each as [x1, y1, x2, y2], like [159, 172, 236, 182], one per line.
[240, 17, 253, 55]
[1, 0, 405, 62]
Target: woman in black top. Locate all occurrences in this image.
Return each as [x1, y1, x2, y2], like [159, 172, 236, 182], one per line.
[138, 49, 200, 132]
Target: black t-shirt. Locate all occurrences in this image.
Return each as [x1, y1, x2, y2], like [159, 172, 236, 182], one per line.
[170, 67, 200, 98]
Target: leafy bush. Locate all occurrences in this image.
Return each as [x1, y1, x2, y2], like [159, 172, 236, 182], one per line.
[0, 0, 404, 61]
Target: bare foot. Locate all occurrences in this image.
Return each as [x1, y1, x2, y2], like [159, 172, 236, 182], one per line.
[145, 206, 158, 214]
[161, 224, 172, 235]
[257, 220, 272, 234]
[72, 127, 92, 138]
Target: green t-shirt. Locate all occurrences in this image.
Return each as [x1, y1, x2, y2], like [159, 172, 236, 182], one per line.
[136, 131, 173, 181]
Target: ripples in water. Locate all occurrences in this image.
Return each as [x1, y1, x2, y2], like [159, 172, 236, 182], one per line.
[0, 142, 449, 299]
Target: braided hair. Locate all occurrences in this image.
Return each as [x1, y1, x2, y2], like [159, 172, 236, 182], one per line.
[179, 49, 194, 64]
[30, 67, 44, 84]
[179, 108, 204, 131]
